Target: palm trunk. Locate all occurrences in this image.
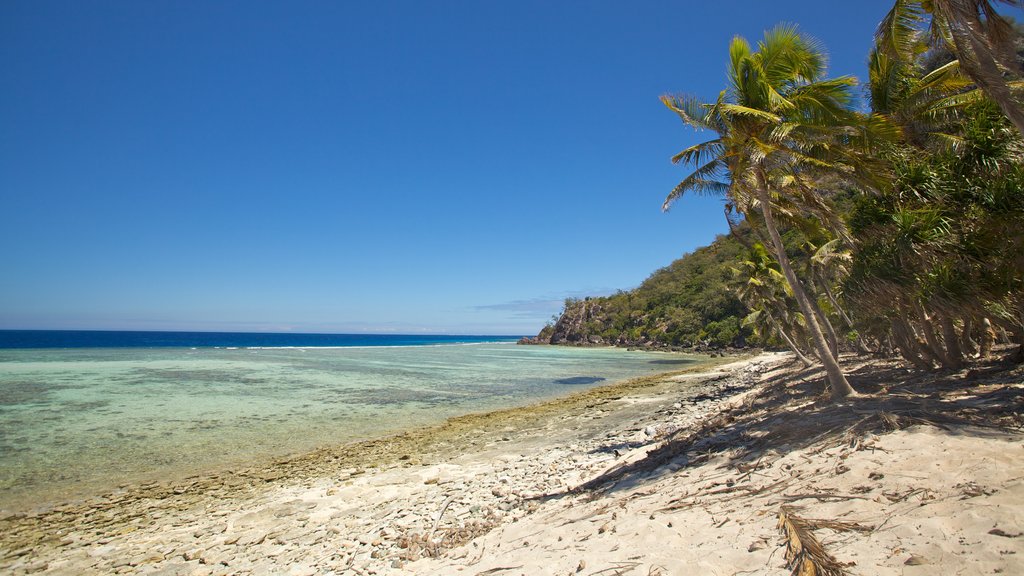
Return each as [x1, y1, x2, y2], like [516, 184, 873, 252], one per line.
[961, 316, 978, 357]
[939, 313, 964, 370]
[775, 325, 814, 367]
[724, 205, 754, 250]
[807, 275, 840, 358]
[914, 301, 953, 368]
[818, 276, 872, 355]
[950, 25, 1024, 139]
[892, 317, 933, 370]
[900, 305, 941, 367]
[980, 317, 995, 359]
[756, 187, 856, 398]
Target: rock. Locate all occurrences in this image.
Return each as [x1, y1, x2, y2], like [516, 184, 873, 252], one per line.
[22, 561, 48, 574]
[236, 531, 268, 546]
[147, 561, 197, 576]
[130, 551, 165, 566]
[199, 550, 229, 566]
[263, 546, 286, 558]
[904, 555, 928, 566]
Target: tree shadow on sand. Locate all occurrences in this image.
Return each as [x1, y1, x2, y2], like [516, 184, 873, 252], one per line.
[540, 353, 1024, 499]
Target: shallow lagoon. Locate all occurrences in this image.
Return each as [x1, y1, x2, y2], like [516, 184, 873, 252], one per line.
[0, 343, 701, 509]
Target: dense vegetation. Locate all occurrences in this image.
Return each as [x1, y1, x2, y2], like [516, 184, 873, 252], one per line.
[532, 0, 1024, 399]
[530, 229, 754, 350]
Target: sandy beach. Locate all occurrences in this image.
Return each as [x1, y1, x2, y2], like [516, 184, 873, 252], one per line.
[2, 351, 1021, 575]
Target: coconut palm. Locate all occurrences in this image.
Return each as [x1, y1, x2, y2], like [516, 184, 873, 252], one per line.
[662, 25, 864, 398]
[736, 243, 815, 366]
[877, 0, 1024, 137]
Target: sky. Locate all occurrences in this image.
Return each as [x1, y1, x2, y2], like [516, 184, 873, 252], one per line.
[1, 0, 904, 335]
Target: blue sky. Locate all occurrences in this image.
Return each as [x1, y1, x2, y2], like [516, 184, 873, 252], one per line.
[1, 0, 901, 335]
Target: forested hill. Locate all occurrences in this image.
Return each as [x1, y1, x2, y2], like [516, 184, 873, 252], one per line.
[522, 229, 758, 350]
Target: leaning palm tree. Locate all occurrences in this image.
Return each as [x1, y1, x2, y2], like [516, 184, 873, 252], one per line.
[736, 243, 816, 366]
[877, 0, 1024, 137]
[662, 25, 863, 398]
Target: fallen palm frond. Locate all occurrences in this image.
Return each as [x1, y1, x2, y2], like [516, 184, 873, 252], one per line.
[777, 506, 869, 576]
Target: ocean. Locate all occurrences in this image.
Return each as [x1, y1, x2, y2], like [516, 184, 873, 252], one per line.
[0, 330, 701, 510]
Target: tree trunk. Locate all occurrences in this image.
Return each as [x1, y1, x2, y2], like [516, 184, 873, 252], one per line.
[914, 301, 954, 368]
[724, 205, 754, 250]
[776, 325, 814, 367]
[979, 318, 995, 358]
[756, 186, 856, 398]
[806, 274, 840, 357]
[819, 277, 872, 355]
[961, 316, 978, 357]
[892, 316, 934, 370]
[939, 313, 964, 370]
[950, 24, 1024, 139]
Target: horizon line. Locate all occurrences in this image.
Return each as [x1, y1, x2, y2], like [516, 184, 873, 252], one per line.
[0, 327, 528, 337]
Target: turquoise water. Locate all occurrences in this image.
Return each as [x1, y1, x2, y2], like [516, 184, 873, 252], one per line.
[0, 343, 699, 509]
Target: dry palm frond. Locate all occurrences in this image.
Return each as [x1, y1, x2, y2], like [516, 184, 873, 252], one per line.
[777, 506, 854, 576]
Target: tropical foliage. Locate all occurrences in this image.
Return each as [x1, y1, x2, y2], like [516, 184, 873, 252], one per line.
[536, 5, 1024, 400]
[536, 230, 755, 350]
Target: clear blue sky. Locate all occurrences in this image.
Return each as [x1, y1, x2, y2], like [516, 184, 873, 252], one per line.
[1, 1, 897, 335]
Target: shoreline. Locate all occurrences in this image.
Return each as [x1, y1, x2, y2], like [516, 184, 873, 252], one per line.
[4, 351, 1021, 575]
[0, 353, 755, 574]
[0, 344, 700, 514]
[2, 351, 742, 516]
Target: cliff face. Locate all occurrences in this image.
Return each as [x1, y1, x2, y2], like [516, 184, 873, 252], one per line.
[548, 298, 606, 345]
[520, 230, 754, 350]
[520, 297, 671, 348]
[518, 300, 599, 346]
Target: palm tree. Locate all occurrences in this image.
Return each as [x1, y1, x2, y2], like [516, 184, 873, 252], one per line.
[662, 25, 862, 398]
[736, 243, 815, 366]
[877, 0, 1024, 137]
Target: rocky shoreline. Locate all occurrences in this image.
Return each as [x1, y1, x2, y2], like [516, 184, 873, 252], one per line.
[0, 354, 757, 575]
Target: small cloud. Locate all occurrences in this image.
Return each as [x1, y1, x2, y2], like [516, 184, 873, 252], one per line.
[474, 289, 618, 320]
[474, 298, 564, 319]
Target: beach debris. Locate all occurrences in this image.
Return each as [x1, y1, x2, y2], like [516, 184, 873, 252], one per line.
[429, 495, 457, 540]
[777, 506, 871, 576]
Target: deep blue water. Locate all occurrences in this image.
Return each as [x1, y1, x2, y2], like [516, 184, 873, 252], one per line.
[0, 330, 521, 349]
